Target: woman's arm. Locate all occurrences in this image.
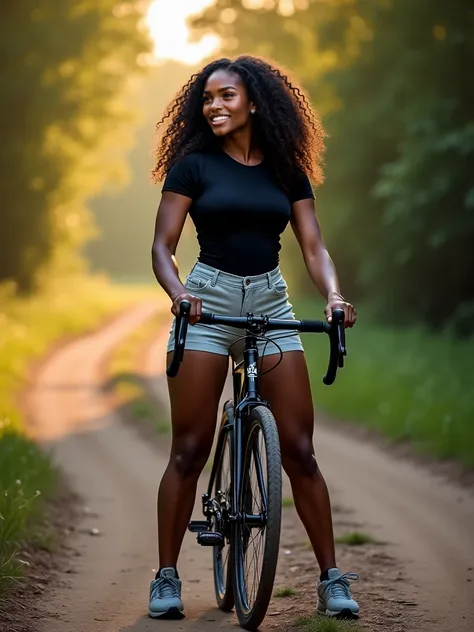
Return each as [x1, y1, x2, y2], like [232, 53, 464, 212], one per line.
[290, 198, 357, 327]
[151, 191, 202, 323]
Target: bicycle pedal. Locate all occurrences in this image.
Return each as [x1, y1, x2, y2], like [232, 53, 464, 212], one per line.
[197, 531, 224, 547]
[188, 520, 209, 533]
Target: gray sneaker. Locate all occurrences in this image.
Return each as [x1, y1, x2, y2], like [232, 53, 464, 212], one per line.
[149, 567, 184, 619]
[317, 568, 360, 617]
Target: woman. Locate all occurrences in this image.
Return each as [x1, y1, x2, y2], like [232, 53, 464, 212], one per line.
[149, 55, 359, 621]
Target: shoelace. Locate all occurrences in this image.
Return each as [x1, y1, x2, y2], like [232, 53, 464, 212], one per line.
[151, 576, 180, 600]
[323, 572, 359, 600]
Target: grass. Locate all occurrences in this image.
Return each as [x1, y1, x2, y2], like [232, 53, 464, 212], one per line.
[294, 298, 474, 468]
[274, 586, 297, 597]
[0, 432, 56, 598]
[0, 274, 156, 598]
[106, 311, 170, 434]
[282, 496, 295, 508]
[295, 615, 363, 632]
[335, 531, 377, 546]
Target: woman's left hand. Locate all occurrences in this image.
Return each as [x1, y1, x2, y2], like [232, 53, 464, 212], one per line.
[324, 292, 357, 328]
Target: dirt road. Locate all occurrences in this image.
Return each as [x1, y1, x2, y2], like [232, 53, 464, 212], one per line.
[27, 302, 474, 632]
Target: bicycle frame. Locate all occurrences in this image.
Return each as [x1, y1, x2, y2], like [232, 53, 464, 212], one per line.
[172, 301, 346, 541]
[176, 301, 347, 623]
[202, 332, 266, 530]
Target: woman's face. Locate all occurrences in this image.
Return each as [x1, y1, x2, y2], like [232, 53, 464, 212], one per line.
[202, 69, 254, 137]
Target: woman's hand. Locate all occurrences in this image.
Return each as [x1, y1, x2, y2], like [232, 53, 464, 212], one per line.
[324, 292, 357, 328]
[171, 291, 203, 325]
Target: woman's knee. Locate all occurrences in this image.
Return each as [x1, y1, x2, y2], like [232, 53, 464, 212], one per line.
[170, 432, 213, 478]
[281, 435, 318, 478]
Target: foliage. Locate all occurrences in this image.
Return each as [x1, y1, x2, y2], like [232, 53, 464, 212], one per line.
[192, 0, 474, 333]
[0, 430, 56, 597]
[296, 298, 474, 468]
[0, 0, 152, 292]
[85, 61, 198, 280]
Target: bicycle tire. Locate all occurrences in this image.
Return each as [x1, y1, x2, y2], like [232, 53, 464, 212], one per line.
[232, 405, 282, 630]
[212, 401, 235, 611]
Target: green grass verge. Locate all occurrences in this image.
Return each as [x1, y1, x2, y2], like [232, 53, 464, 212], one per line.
[106, 312, 170, 434]
[296, 615, 363, 632]
[0, 432, 57, 598]
[282, 496, 295, 508]
[294, 299, 474, 468]
[0, 275, 156, 598]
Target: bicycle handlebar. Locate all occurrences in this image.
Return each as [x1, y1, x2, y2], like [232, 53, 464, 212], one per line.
[166, 301, 347, 385]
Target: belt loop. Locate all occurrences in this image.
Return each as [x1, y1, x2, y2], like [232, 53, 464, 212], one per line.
[211, 268, 219, 287]
[266, 272, 272, 289]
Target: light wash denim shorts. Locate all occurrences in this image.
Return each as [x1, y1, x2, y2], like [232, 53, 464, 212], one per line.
[167, 261, 304, 362]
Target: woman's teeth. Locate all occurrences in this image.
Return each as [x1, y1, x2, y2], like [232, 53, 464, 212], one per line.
[211, 115, 230, 124]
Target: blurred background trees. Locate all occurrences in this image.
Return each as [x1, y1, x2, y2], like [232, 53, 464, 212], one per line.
[84, 60, 199, 279]
[0, 0, 151, 293]
[1, 0, 473, 334]
[193, 0, 474, 333]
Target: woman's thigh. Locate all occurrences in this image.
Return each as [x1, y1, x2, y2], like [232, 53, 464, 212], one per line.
[166, 350, 229, 470]
[259, 351, 317, 472]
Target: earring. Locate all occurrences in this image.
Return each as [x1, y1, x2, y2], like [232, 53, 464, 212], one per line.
[251, 108, 256, 114]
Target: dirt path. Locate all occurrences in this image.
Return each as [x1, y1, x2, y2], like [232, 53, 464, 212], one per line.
[27, 302, 474, 632]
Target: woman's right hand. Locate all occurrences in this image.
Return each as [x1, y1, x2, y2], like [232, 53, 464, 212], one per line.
[171, 291, 202, 325]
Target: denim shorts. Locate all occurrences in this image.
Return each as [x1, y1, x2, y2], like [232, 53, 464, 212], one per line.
[167, 261, 304, 362]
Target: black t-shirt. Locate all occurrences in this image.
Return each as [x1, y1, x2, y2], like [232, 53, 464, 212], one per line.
[161, 147, 314, 276]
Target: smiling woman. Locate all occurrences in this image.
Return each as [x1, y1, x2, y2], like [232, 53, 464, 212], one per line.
[145, 0, 219, 65]
[146, 54, 360, 623]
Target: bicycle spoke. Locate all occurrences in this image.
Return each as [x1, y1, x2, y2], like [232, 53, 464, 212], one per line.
[252, 439, 267, 511]
[245, 529, 264, 606]
[241, 427, 268, 611]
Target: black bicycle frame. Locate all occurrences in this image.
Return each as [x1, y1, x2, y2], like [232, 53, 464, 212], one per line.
[204, 332, 266, 529]
[169, 300, 347, 532]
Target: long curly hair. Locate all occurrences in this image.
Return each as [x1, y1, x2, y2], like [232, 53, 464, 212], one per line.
[152, 55, 326, 192]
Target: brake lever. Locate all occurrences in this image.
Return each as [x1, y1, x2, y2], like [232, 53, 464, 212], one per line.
[322, 309, 343, 385]
[336, 313, 347, 367]
[166, 300, 191, 378]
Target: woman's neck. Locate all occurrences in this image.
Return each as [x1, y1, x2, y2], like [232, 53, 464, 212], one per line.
[221, 129, 263, 166]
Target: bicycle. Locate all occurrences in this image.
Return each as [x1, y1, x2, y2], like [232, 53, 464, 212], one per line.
[167, 301, 347, 630]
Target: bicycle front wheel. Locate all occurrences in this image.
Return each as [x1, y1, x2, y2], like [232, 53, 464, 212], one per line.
[232, 405, 282, 630]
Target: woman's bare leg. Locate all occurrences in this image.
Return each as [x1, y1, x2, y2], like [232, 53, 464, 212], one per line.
[158, 350, 229, 569]
[260, 351, 336, 572]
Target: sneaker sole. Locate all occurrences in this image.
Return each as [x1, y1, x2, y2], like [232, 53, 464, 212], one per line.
[320, 608, 359, 619]
[148, 607, 185, 620]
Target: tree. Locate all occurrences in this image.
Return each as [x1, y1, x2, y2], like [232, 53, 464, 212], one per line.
[85, 60, 200, 281]
[0, 0, 152, 292]
[191, 0, 474, 332]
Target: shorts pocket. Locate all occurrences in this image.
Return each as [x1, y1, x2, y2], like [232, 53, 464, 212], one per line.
[271, 279, 288, 296]
[185, 275, 212, 293]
